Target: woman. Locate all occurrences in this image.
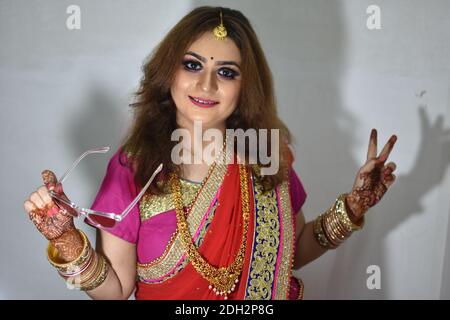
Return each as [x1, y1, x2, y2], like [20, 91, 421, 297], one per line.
[23, 6, 397, 300]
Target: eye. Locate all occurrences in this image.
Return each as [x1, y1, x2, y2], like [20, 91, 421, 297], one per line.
[182, 59, 240, 80]
[182, 59, 201, 71]
[218, 68, 239, 80]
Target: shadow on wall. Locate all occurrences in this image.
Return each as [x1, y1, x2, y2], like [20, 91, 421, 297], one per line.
[329, 105, 450, 299]
[190, 0, 355, 298]
[58, 1, 450, 299]
[190, 0, 450, 299]
[65, 81, 129, 209]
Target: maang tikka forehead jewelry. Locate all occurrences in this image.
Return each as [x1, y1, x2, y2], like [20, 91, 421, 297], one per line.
[213, 10, 227, 40]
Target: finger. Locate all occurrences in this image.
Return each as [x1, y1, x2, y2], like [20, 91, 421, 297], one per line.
[37, 185, 53, 205]
[383, 162, 397, 175]
[367, 128, 378, 161]
[41, 170, 58, 191]
[36, 186, 66, 217]
[385, 162, 397, 171]
[29, 192, 45, 209]
[24, 200, 43, 223]
[384, 173, 396, 188]
[378, 135, 398, 163]
[359, 157, 383, 174]
[24, 200, 39, 215]
[43, 202, 60, 217]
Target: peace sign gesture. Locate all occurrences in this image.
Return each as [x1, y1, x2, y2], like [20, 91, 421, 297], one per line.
[345, 129, 398, 222]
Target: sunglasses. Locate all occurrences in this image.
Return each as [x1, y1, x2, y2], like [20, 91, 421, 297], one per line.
[49, 147, 163, 229]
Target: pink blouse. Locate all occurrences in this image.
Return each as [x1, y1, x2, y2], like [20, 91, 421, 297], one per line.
[87, 149, 307, 264]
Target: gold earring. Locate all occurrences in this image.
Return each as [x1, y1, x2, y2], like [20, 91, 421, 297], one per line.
[213, 11, 227, 40]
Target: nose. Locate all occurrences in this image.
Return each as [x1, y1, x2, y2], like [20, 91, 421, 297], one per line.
[197, 70, 218, 93]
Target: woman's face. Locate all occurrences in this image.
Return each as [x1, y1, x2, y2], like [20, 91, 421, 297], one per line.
[171, 31, 242, 131]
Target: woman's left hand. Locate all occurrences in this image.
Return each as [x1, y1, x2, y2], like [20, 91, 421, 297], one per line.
[345, 129, 398, 222]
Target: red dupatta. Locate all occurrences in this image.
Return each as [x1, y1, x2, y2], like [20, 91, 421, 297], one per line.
[135, 161, 297, 300]
[135, 162, 254, 299]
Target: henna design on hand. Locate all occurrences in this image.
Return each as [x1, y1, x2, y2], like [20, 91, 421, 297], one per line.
[26, 170, 84, 262]
[26, 170, 78, 240]
[346, 129, 398, 220]
[50, 229, 84, 262]
[29, 202, 76, 240]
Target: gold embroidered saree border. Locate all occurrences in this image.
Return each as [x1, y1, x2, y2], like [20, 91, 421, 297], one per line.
[136, 160, 228, 282]
[273, 180, 295, 300]
[245, 178, 280, 300]
[140, 179, 201, 222]
[138, 200, 219, 283]
[244, 174, 295, 300]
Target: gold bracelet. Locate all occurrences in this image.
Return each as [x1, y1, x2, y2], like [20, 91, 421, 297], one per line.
[336, 194, 364, 231]
[313, 194, 365, 249]
[47, 229, 109, 291]
[79, 253, 109, 291]
[59, 250, 110, 291]
[329, 207, 352, 242]
[47, 229, 92, 273]
[323, 211, 344, 247]
[313, 213, 335, 249]
[332, 208, 351, 239]
[78, 251, 100, 285]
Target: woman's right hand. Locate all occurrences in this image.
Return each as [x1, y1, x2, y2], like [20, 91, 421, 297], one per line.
[23, 170, 87, 263]
[24, 170, 77, 241]
[24, 170, 85, 262]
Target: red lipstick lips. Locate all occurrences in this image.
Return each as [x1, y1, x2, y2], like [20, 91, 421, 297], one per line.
[189, 95, 219, 108]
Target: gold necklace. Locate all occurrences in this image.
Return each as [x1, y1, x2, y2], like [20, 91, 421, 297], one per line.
[170, 164, 250, 300]
[182, 139, 226, 212]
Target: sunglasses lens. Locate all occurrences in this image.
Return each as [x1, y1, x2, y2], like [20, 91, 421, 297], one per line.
[87, 214, 116, 228]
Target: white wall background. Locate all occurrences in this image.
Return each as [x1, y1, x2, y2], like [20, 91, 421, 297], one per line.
[1, 0, 449, 299]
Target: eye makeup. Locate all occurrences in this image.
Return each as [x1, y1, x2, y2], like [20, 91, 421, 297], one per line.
[182, 59, 240, 80]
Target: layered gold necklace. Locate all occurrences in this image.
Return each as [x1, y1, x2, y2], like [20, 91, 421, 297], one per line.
[170, 163, 250, 300]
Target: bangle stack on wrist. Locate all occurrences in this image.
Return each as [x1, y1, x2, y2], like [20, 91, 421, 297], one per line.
[313, 194, 365, 249]
[47, 229, 109, 291]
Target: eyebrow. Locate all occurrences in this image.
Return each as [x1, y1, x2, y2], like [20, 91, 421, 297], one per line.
[185, 51, 241, 69]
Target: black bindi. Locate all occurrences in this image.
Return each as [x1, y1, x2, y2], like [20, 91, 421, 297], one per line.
[210, 57, 214, 60]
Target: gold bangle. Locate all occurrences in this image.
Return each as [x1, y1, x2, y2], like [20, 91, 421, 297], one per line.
[313, 193, 365, 249]
[332, 209, 351, 238]
[324, 212, 344, 246]
[329, 208, 351, 241]
[313, 213, 336, 249]
[80, 254, 109, 291]
[47, 229, 109, 291]
[323, 210, 345, 247]
[47, 229, 92, 273]
[336, 194, 364, 231]
[61, 251, 110, 291]
[79, 251, 100, 284]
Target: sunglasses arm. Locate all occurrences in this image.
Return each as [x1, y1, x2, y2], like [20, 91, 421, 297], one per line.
[80, 208, 122, 222]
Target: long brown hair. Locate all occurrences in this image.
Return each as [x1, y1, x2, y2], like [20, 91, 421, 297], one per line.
[121, 6, 292, 194]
